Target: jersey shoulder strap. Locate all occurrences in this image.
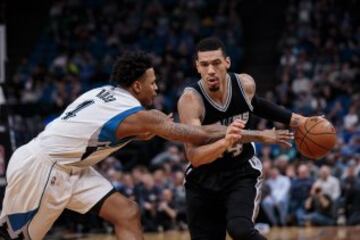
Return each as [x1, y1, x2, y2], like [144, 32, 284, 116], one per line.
[230, 72, 254, 111]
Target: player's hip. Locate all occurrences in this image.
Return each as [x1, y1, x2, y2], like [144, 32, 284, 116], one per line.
[185, 156, 263, 192]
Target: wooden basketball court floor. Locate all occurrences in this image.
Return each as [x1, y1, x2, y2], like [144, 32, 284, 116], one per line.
[58, 226, 360, 240]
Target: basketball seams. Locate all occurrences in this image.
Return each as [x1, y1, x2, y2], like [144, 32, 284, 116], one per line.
[304, 118, 326, 134]
[302, 134, 334, 151]
[295, 127, 306, 149]
[295, 117, 336, 159]
[306, 132, 336, 136]
[302, 140, 314, 158]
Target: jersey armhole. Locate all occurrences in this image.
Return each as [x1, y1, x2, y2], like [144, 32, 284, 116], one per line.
[233, 73, 254, 111]
[183, 87, 206, 123]
[98, 106, 144, 145]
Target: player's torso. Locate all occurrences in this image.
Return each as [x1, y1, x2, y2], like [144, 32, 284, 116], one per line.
[185, 73, 256, 186]
[33, 85, 143, 167]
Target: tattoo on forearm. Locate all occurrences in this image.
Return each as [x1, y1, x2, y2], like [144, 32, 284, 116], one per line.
[240, 130, 264, 143]
[202, 124, 227, 134]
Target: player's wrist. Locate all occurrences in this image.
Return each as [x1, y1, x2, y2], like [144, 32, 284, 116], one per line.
[222, 138, 231, 149]
[290, 113, 307, 129]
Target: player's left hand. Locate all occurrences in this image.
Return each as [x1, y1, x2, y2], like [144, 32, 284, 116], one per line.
[262, 128, 294, 148]
[224, 119, 245, 147]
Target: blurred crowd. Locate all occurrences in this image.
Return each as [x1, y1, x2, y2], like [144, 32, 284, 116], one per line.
[7, 0, 244, 147]
[255, 0, 360, 229]
[2, 0, 360, 235]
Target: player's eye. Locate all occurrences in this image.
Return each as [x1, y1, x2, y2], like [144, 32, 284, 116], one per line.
[212, 60, 221, 66]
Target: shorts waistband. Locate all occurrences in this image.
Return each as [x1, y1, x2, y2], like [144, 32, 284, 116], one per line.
[26, 139, 83, 175]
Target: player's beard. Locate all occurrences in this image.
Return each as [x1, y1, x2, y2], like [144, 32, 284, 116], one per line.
[209, 86, 220, 92]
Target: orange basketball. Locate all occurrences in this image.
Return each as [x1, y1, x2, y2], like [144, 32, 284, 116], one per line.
[295, 117, 337, 159]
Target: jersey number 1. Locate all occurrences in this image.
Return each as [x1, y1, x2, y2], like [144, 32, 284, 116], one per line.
[62, 100, 95, 120]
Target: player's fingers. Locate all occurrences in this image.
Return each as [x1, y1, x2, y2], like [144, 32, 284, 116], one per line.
[233, 119, 246, 126]
[279, 140, 292, 148]
[280, 132, 294, 140]
[277, 129, 289, 134]
[233, 119, 246, 124]
[166, 113, 174, 121]
[229, 133, 242, 143]
[229, 126, 242, 135]
[277, 130, 294, 137]
[231, 121, 245, 129]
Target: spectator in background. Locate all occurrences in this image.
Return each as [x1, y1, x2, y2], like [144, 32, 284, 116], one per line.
[315, 165, 341, 202]
[344, 104, 359, 133]
[156, 189, 177, 232]
[150, 143, 182, 169]
[137, 173, 160, 232]
[341, 161, 360, 225]
[288, 164, 314, 224]
[262, 167, 291, 226]
[296, 182, 335, 226]
[153, 167, 173, 189]
[119, 173, 136, 201]
[172, 170, 187, 230]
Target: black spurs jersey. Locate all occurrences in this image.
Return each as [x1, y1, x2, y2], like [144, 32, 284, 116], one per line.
[184, 72, 256, 188]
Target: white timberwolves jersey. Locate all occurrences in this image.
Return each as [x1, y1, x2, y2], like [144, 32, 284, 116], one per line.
[34, 85, 144, 167]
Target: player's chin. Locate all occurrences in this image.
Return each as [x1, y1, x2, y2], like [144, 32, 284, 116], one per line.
[209, 86, 220, 92]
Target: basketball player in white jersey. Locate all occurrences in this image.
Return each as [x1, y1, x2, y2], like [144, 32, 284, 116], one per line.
[0, 51, 246, 240]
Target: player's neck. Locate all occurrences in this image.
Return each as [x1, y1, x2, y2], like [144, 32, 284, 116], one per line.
[122, 87, 140, 102]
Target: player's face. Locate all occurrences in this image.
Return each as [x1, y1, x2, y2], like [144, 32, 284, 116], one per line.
[196, 49, 231, 92]
[137, 68, 158, 106]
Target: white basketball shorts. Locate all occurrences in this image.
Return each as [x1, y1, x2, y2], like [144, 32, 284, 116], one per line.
[0, 141, 113, 239]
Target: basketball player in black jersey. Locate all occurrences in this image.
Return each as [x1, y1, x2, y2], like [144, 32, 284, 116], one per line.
[177, 38, 307, 240]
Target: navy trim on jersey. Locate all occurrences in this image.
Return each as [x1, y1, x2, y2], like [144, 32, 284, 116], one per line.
[99, 106, 144, 145]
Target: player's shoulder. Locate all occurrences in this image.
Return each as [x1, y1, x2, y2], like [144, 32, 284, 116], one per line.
[80, 85, 142, 110]
[234, 72, 256, 99]
[235, 73, 255, 85]
[178, 87, 203, 105]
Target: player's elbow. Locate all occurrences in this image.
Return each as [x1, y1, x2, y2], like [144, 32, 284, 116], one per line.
[189, 159, 201, 168]
[185, 149, 202, 168]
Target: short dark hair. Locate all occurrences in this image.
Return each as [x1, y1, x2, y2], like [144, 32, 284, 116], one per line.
[195, 37, 227, 59]
[111, 51, 153, 87]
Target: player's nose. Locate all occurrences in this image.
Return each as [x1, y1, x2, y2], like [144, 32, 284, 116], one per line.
[207, 65, 216, 74]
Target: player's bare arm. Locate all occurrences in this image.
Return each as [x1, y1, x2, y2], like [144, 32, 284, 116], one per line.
[237, 73, 256, 103]
[240, 129, 294, 148]
[178, 90, 294, 167]
[178, 90, 245, 167]
[116, 109, 228, 145]
[199, 123, 294, 147]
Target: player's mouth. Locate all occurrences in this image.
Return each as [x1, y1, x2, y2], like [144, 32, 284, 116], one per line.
[207, 77, 219, 87]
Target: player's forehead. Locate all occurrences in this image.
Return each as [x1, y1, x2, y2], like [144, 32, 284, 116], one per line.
[142, 68, 156, 82]
[197, 49, 226, 62]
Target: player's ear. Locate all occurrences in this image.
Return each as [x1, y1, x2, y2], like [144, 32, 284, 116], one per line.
[225, 56, 231, 69]
[132, 81, 142, 94]
[195, 60, 201, 74]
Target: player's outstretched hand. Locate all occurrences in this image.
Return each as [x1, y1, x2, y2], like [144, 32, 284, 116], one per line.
[224, 119, 245, 147]
[262, 128, 294, 148]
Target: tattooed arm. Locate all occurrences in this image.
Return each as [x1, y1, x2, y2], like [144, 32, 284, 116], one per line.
[116, 109, 235, 145]
[177, 90, 246, 167]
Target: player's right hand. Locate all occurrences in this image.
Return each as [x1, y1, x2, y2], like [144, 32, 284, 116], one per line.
[262, 128, 294, 148]
[224, 119, 245, 147]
